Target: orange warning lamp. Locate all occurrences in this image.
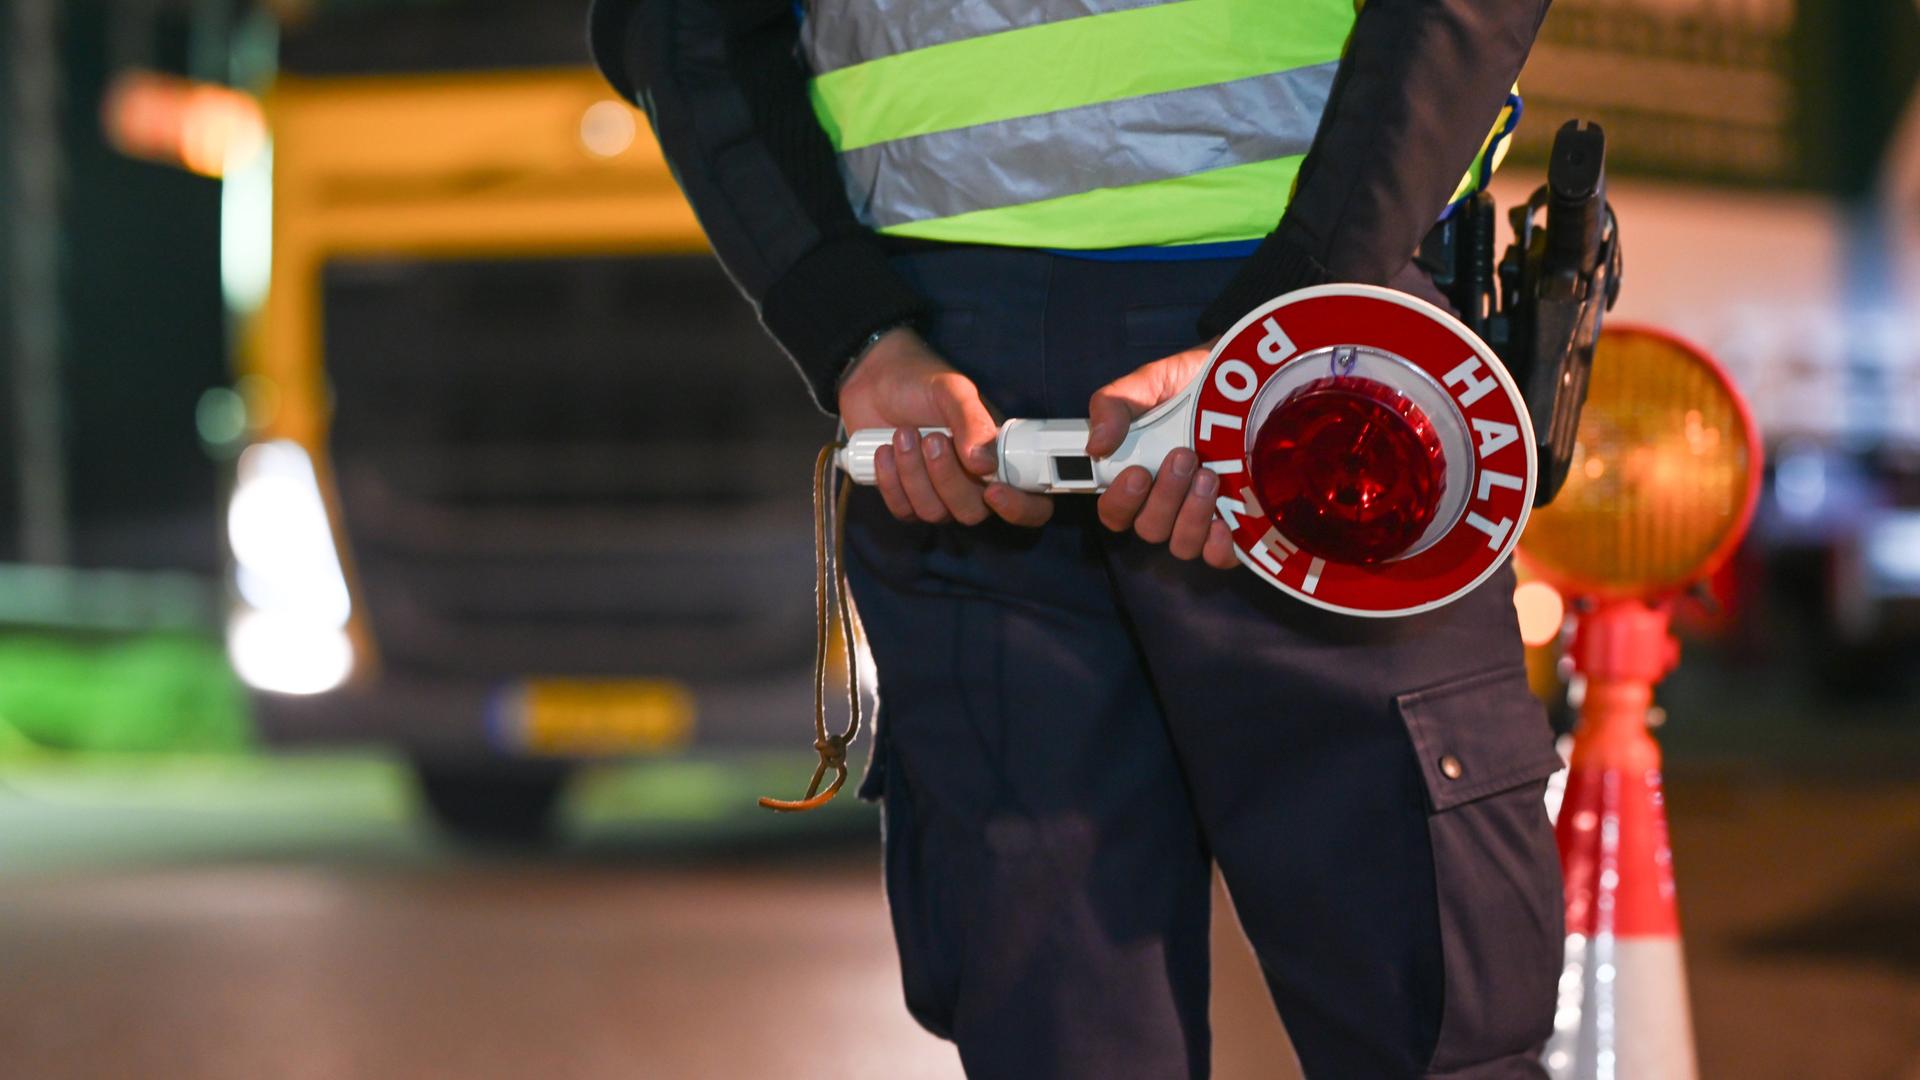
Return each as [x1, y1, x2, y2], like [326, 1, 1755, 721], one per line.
[1531, 326, 1761, 1080]
[1519, 325, 1761, 600]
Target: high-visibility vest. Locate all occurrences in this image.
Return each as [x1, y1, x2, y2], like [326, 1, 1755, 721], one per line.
[803, 0, 1515, 250]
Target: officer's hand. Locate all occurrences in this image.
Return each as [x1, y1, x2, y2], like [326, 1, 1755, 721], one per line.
[1089, 344, 1237, 569]
[838, 327, 1054, 527]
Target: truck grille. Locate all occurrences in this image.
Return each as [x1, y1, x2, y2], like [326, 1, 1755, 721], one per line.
[322, 254, 834, 682]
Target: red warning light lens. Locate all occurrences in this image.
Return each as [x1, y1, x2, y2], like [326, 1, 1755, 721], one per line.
[1251, 376, 1447, 564]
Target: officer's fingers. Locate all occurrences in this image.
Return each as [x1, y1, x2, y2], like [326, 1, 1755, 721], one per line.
[1132, 450, 1199, 544]
[928, 373, 1000, 476]
[985, 484, 1054, 527]
[1096, 467, 1154, 532]
[923, 433, 990, 525]
[1202, 520, 1238, 569]
[872, 446, 916, 521]
[889, 428, 950, 523]
[1167, 468, 1219, 560]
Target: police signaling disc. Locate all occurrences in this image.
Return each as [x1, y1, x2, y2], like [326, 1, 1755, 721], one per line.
[1200, 285, 1538, 615]
[837, 284, 1539, 618]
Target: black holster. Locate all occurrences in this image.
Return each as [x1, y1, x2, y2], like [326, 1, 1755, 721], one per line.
[1419, 120, 1624, 507]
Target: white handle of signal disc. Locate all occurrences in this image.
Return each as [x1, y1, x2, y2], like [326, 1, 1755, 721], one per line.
[836, 394, 1193, 495]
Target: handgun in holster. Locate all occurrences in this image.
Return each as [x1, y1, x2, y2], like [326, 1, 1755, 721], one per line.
[1420, 119, 1623, 506]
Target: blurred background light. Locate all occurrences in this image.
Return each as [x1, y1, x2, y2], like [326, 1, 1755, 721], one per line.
[227, 440, 350, 628]
[221, 141, 274, 312]
[578, 99, 637, 159]
[1773, 444, 1830, 519]
[195, 387, 249, 452]
[225, 440, 352, 694]
[226, 610, 353, 696]
[1865, 512, 1920, 591]
[102, 70, 266, 179]
[1515, 580, 1569, 647]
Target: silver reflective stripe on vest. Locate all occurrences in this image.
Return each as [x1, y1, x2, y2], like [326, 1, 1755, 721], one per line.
[839, 61, 1338, 228]
[802, 0, 1181, 75]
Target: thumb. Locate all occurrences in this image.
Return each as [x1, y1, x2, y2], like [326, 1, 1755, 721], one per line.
[1087, 346, 1212, 458]
[1086, 370, 1161, 459]
[928, 372, 1001, 476]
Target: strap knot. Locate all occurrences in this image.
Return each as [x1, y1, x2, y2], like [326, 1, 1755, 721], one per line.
[815, 733, 849, 766]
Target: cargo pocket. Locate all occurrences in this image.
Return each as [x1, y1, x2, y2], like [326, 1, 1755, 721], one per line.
[1396, 666, 1565, 1075]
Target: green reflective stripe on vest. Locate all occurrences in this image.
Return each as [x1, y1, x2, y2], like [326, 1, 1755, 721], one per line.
[879, 154, 1308, 248]
[810, 0, 1356, 151]
[840, 63, 1337, 229]
[803, 0, 1516, 249]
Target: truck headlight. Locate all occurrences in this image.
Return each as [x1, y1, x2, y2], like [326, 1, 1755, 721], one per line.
[226, 439, 354, 694]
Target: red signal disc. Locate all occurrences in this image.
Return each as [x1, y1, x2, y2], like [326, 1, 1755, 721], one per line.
[1250, 374, 1448, 564]
[1191, 285, 1537, 617]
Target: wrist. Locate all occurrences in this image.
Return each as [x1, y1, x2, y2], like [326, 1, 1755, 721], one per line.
[838, 325, 935, 409]
[837, 322, 920, 392]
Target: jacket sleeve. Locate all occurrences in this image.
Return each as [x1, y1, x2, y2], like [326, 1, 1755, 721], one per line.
[590, 0, 928, 413]
[1197, 0, 1552, 338]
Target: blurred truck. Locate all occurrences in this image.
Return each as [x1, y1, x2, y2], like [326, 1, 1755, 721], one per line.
[209, 1, 832, 841]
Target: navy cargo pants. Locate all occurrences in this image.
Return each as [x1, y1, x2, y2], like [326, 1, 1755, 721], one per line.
[845, 246, 1565, 1080]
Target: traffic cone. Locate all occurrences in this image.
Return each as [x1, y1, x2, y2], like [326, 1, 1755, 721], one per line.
[1543, 599, 1698, 1080]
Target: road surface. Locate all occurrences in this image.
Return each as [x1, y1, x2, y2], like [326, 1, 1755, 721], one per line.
[0, 754, 1913, 1078]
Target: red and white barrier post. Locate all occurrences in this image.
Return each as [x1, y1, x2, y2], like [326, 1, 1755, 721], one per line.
[1544, 598, 1698, 1080]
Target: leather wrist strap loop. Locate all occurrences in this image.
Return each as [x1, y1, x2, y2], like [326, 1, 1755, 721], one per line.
[759, 443, 864, 812]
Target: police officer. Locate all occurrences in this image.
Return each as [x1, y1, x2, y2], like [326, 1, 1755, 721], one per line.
[592, 1, 1563, 1076]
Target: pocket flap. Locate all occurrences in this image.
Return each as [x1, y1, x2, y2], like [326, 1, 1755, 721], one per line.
[1396, 667, 1563, 812]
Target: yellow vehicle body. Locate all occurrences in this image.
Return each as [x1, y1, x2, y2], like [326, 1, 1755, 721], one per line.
[249, 66, 702, 449]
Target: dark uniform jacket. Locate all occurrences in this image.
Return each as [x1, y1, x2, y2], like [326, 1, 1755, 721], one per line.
[589, 0, 1551, 411]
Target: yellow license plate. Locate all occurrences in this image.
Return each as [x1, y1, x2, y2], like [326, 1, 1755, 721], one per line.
[501, 679, 694, 756]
